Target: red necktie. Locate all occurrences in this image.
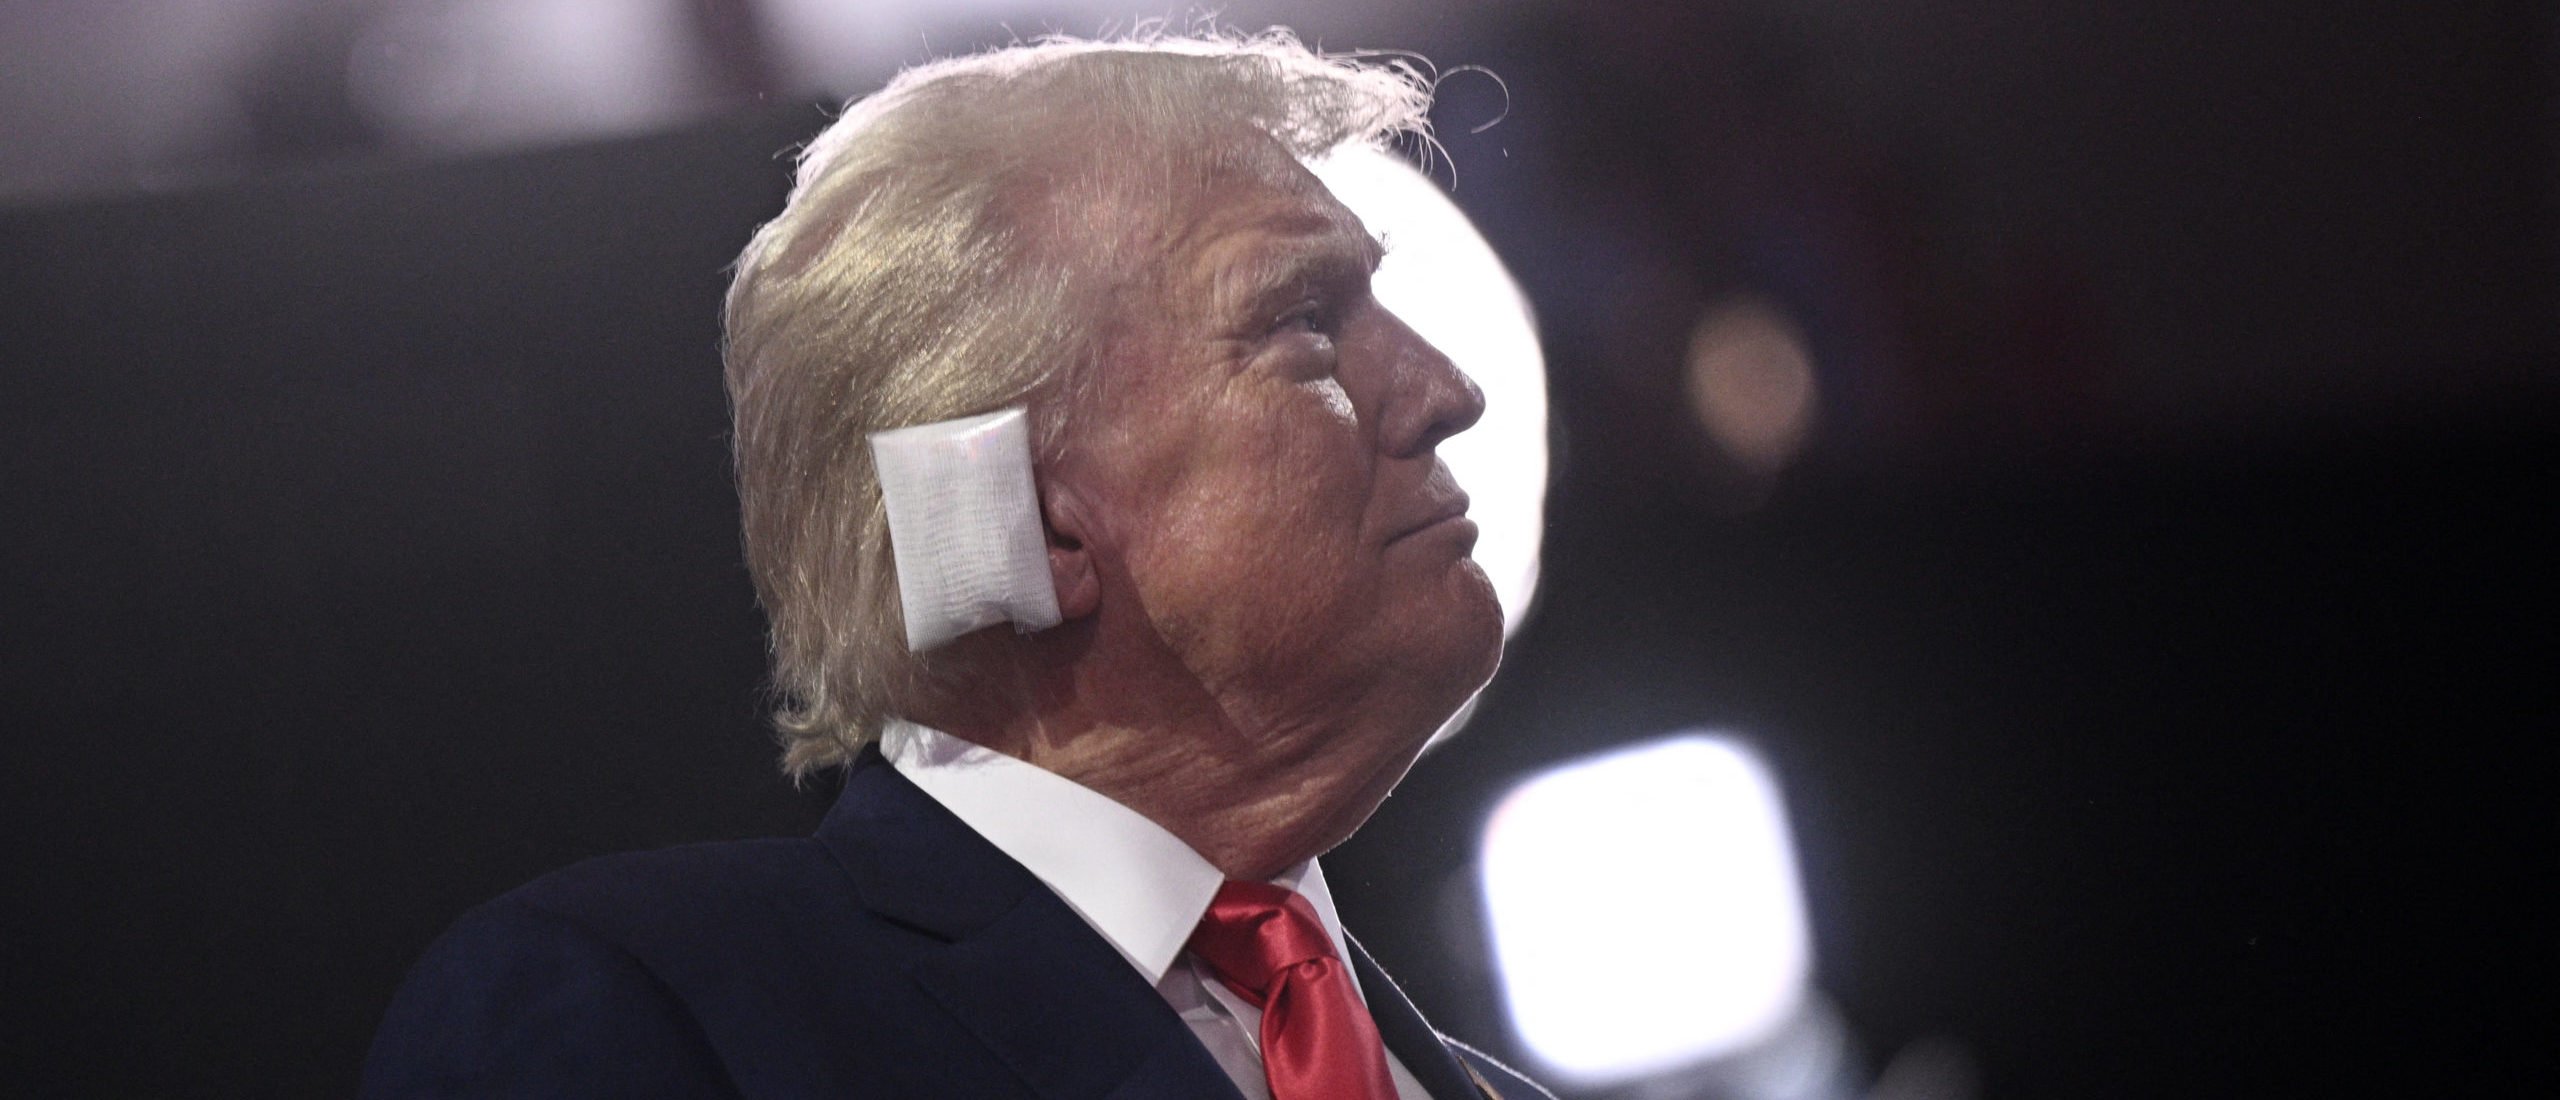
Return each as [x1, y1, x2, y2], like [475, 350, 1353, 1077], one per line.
[1187, 880, 1401, 1100]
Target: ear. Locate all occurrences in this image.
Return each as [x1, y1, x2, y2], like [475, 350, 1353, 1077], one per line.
[1038, 477, 1103, 622]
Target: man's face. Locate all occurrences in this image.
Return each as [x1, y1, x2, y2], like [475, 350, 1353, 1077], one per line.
[1068, 138, 1504, 772]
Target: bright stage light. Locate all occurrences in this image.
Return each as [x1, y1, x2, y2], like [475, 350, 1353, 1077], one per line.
[1479, 734, 1813, 1086]
[1310, 146, 1549, 638]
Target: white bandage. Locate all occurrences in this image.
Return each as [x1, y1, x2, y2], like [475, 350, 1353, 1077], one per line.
[868, 408, 1062, 652]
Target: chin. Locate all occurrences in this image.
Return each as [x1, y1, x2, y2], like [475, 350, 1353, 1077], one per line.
[1452, 560, 1506, 682]
[1404, 561, 1505, 717]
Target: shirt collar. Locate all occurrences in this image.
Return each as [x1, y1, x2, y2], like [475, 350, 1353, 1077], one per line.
[880, 719, 1357, 987]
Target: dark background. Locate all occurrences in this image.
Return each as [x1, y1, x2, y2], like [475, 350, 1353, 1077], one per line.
[2, 1, 2551, 1096]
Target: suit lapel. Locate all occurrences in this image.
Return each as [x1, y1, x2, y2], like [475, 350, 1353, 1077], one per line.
[818, 749, 1243, 1100]
[1349, 935, 1494, 1100]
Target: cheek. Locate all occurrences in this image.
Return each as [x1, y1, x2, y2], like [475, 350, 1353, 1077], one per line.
[1104, 368, 1376, 578]
[1159, 430, 1362, 571]
[1306, 377, 1355, 424]
[1180, 386, 1368, 532]
[1258, 382, 1370, 519]
[1129, 422, 1377, 653]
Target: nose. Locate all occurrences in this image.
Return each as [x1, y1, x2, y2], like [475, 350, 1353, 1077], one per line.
[1378, 309, 1486, 458]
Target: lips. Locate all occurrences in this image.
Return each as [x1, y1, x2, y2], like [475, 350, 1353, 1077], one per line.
[1389, 490, 1474, 545]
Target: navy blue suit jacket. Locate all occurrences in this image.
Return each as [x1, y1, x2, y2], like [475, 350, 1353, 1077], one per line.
[364, 748, 1544, 1099]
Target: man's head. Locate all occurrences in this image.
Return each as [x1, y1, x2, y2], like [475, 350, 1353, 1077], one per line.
[724, 32, 1500, 801]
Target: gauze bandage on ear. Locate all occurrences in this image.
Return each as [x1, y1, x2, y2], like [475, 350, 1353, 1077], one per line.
[869, 408, 1062, 652]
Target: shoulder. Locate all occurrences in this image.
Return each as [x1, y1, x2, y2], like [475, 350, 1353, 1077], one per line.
[380, 833, 893, 1004]
[503, 838, 834, 941]
[363, 838, 893, 1098]
[362, 865, 749, 1098]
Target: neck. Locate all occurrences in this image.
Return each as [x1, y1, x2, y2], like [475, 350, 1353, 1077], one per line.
[926, 642, 1409, 883]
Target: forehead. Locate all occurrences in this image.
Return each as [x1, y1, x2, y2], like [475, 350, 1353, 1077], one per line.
[1154, 142, 1381, 307]
[1073, 136, 1381, 421]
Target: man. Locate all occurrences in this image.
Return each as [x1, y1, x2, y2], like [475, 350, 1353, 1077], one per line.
[365, 32, 1544, 1099]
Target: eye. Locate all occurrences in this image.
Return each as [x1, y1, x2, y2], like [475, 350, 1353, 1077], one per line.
[1271, 299, 1333, 341]
[1260, 300, 1340, 383]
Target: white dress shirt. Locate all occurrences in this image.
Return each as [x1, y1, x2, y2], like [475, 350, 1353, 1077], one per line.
[881, 719, 1433, 1100]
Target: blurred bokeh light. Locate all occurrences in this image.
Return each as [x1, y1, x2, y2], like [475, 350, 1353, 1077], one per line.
[344, 0, 718, 149]
[1481, 734, 1813, 1086]
[1687, 296, 1820, 475]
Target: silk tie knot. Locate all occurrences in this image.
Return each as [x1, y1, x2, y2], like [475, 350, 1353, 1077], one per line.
[1189, 880, 1340, 1001]
[1186, 880, 1401, 1100]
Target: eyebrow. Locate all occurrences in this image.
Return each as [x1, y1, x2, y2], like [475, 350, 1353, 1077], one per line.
[1207, 218, 1388, 326]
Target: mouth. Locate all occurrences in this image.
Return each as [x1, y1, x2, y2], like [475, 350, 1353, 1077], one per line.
[1389, 492, 1475, 547]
